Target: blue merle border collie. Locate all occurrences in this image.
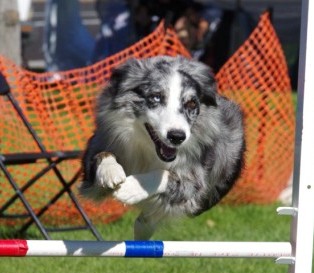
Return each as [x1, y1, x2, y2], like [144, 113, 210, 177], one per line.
[80, 56, 245, 240]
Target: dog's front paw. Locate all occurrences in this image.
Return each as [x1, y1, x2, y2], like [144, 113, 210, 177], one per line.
[96, 156, 126, 190]
[113, 176, 149, 205]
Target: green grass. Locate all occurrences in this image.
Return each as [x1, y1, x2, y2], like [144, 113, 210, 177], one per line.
[0, 204, 292, 273]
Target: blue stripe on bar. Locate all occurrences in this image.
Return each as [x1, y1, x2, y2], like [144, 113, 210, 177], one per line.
[125, 241, 164, 257]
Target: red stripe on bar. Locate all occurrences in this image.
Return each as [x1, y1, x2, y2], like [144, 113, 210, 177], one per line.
[0, 240, 28, 256]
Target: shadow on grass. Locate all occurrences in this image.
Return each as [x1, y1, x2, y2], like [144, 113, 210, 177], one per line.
[0, 226, 42, 239]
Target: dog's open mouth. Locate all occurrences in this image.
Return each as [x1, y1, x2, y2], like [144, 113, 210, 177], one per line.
[145, 123, 177, 162]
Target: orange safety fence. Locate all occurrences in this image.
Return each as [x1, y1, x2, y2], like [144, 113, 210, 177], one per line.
[217, 12, 295, 204]
[0, 13, 295, 227]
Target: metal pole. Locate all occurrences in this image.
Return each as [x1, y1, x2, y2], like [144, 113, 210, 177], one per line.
[289, 0, 314, 272]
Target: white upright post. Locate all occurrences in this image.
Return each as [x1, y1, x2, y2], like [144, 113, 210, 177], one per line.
[0, 0, 21, 65]
[289, 0, 314, 272]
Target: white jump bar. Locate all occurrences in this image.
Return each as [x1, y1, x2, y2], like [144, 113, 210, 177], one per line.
[0, 240, 292, 260]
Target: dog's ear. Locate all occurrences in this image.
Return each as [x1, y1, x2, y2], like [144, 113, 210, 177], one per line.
[108, 58, 144, 95]
[198, 71, 217, 107]
[193, 63, 217, 107]
[179, 58, 217, 107]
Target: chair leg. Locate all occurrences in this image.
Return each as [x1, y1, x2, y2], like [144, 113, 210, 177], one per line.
[2, 83, 103, 240]
[1, 159, 102, 240]
[66, 188, 104, 240]
[49, 165, 103, 240]
[19, 168, 103, 241]
[0, 160, 51, 239]
[0, 159, 62, 215]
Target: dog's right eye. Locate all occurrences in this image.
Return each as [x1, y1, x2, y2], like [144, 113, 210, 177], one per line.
[148, 93, 162, 104]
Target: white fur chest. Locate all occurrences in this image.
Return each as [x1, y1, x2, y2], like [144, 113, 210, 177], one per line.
[114, 124, 166, 175]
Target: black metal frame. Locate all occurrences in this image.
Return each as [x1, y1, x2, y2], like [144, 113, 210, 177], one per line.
[0, 73, 102, 240]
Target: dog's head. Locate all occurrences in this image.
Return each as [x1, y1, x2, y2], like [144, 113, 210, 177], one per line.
[105, 56, 217, 162]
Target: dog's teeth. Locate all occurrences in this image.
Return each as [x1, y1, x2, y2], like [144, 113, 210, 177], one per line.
[160, 145, 177, 160]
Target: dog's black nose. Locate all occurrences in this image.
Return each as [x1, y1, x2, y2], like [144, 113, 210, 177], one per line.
[167, 130, 186, 145]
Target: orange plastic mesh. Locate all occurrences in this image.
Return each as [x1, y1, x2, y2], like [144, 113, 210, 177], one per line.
[0, 14, 295, 227]
[217, 12, 295, 204]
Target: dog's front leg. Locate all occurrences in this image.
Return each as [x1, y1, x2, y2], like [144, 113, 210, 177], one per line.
[80, 152, 126, 199]
[113, 170, 169, 205]
[95, 152, 126, 190]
